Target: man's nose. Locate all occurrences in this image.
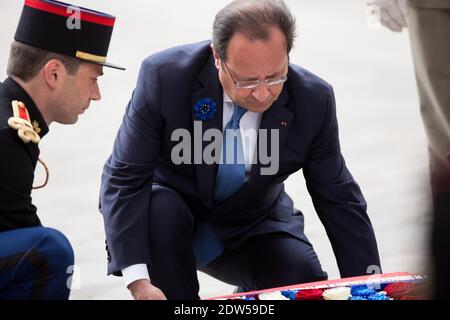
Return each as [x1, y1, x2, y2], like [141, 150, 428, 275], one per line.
[251, 83, 271, 102]
[91, 83, 101, 101]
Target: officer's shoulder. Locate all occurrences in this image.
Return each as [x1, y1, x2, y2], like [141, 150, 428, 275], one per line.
[0, 96, 14, 130]
[0, 98, 35, 147]
[0, 100, 16, 147]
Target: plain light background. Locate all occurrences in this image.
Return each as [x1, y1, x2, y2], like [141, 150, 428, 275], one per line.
[0, 0, 430, 299]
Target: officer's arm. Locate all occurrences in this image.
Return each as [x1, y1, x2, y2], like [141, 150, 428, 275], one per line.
[0, 127, 40, 230]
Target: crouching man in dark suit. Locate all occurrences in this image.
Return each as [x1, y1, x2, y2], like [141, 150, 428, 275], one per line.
[100, 0, 381, 300]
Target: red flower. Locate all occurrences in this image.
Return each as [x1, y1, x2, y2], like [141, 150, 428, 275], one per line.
[384, 282, 424, 300]
[295, 289, 324, 300]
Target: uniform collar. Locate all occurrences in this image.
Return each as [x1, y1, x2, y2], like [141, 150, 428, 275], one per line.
[2, 77, 49, 138]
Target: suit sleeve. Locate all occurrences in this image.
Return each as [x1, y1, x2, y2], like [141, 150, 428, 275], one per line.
[303, 85, 381, 278]
[100, 60, 164, 275]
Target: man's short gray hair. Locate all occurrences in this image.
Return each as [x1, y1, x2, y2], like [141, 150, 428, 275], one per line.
[7, 41, 83, 82]
[212, 0, 296, 62]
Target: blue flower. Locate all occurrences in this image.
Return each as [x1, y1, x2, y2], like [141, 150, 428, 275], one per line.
[349, 296, 367, 300]
[193, 98, 217, 121]
[281, 290, 297, 300]
[367, 292, 390, 300]
[351, 285, 376, 297]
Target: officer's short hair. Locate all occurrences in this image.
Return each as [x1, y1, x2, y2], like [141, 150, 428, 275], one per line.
[7, 41, 83, 82]
[212, 0, 296, 62]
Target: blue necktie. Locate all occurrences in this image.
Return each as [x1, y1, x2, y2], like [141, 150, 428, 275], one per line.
[193, 105, 247, 266]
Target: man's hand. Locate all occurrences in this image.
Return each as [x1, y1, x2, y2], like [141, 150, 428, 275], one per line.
[127, 279, 167, 300]
[367, 0, 408, 32]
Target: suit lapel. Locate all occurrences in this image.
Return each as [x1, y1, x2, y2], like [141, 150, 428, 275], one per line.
[191, 54, 223, 209]
[249, 87, 294, 180]
[214, 87, 294, 213]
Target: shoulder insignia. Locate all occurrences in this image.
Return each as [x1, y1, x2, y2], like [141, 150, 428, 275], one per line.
[7, 100, 41, 144]
[32, 120, 41, 134]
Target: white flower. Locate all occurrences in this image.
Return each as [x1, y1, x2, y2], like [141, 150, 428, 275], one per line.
[323, 287, 352, 300]
[258, 291, 290, 300]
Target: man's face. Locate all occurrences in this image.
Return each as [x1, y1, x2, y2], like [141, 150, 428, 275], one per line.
[55, 62, 103, 124]
[214, 27, 288, 113]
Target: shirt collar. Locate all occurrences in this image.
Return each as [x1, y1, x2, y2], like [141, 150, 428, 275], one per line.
[223, 91, 233, 104]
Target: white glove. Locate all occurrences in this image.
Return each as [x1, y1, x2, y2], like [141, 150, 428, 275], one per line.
[367, 0, 408, 32]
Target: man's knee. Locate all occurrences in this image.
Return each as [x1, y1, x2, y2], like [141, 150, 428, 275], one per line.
[252, 235, 327, 289]
[37, 228, 74, 271]
[288, 251, 327, 283]
[1, 227, 74, 270]
[0, 227, 73, 299]
[269, 256, 325, 287]
[149, 185, 194, 228]
[284, 238, 326, 280]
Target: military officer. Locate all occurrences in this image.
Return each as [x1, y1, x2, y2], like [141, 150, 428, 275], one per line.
[0, 0, 123, 299]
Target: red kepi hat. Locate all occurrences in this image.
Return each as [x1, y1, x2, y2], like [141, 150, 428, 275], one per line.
[14, 0, 125, 70]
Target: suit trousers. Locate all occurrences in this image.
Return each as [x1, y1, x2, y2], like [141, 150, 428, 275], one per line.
[0, 227, 74, 300]
[146, 185, 327, 299]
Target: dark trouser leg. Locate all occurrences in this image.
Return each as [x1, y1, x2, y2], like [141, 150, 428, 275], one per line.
[432, 191, 450, 300]
[147, 185, 199, 299]
[0, 227, 74, 300]
[429, 149, 450, 299]
[198, 232, 327, 292]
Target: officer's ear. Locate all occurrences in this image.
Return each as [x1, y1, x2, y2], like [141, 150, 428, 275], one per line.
[42, 59, 65, 89]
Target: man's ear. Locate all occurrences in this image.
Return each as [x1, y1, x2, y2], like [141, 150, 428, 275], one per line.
[211, 45, 221, 70]
[42, 59, 65, 89]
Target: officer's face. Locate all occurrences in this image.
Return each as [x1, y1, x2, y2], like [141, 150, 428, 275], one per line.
[56, 63, 103, 124]
[214, 27, 288, 113]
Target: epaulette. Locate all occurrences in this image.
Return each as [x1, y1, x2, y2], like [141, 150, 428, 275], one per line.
[7, 100, 41, 144]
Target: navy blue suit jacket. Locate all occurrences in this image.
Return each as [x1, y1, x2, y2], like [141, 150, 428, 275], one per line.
[100, 41, 381, 277]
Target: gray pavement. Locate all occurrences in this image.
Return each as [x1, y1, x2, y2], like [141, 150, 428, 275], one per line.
[0, 0, 430, 299]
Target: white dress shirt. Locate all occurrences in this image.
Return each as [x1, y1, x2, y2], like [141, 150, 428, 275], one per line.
[121, 92, 263, 287]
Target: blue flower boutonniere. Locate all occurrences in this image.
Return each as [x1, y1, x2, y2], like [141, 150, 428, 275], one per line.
[193, 98, 217, 121]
